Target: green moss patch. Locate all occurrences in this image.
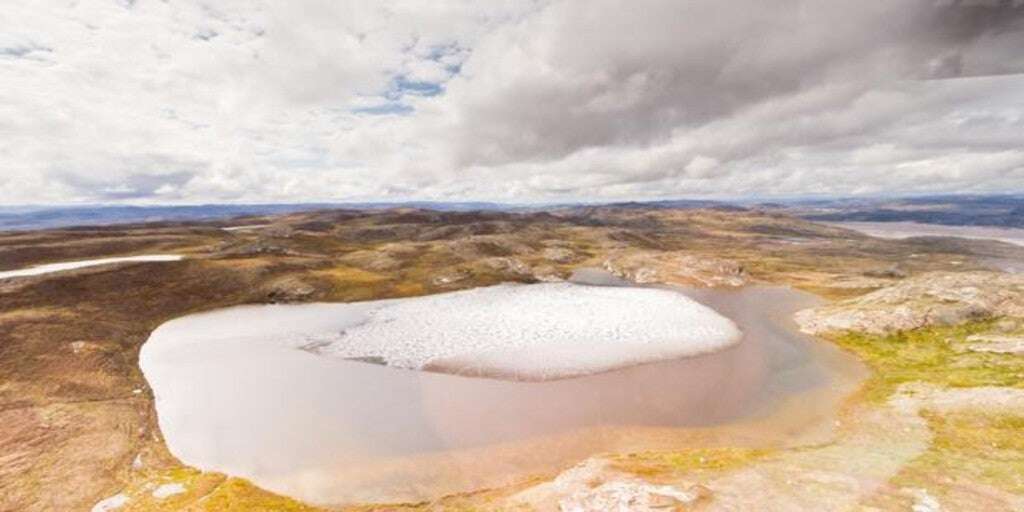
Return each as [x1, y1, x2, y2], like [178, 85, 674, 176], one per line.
[831, 320, 1024, 403]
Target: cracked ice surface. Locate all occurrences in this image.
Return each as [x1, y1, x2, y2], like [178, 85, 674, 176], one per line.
[146, 283, 741, 381]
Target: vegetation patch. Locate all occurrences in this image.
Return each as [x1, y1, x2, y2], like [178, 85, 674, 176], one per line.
[610, 447, 774, 481]
[888, 411, 1024, 503]
[831, 319, 1024, 403]
[110, 467, 322, 512]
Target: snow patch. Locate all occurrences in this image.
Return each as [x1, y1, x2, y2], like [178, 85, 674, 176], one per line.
[0, 255, 183, 280]
[222, 224, 270, 232]
[91, 493, 129, 512]
[152, 483, 186, 499]
[906, 487, 942, 512]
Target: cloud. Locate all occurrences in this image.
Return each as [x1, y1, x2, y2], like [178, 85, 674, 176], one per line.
[0, 0, 1022, 204]
[433, 0, 1024, 165]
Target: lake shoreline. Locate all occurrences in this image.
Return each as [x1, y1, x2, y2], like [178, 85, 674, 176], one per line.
[140, 279, 866, 505]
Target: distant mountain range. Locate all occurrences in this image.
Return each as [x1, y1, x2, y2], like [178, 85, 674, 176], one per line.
[2, 194, 1022, 231]
[0, 204, 334, 230]
[764, 194, 1024, 229]
[0, 202, 522, 230]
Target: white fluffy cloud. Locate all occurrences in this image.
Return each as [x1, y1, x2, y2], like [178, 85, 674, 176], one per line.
[1, 0, 1022, 204]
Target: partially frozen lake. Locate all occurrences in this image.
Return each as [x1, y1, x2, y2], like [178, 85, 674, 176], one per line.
[141, 281, 863, 505]
[828, 221, 1024, 247]
[0, 255, 183, 280]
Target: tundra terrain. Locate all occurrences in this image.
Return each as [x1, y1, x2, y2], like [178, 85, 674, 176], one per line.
[2, 206, 1022, 511]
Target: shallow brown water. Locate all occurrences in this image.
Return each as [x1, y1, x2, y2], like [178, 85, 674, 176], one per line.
[141, 279, 864, 505]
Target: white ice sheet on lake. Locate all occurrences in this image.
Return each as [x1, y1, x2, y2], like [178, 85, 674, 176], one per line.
[145, 282, 741, 380]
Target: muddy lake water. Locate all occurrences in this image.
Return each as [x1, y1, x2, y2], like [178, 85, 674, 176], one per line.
[140, 276, 865, 505]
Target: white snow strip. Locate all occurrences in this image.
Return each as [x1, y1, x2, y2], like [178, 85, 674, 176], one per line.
[222, 224, 270, 231]
[145, 283, 741, 380]
[0, 255, 183, 280]
[91, 493, 129, 512]
[152, 483, 186, 499]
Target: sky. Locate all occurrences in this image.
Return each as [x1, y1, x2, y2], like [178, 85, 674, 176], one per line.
[2, 0, 1023, 205]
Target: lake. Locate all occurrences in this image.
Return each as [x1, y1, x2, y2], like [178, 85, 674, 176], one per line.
[140, 279, 864, 505]
[827, 221, 1024, 247]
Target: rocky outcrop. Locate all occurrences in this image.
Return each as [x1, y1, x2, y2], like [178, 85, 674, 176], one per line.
[213, 240, 297, 257]
[542, 247, 581, 264]
[481, 257, 532, 276]
[795, 271, 1024, 335]
[337, 249, 404, 272]
[965, 334, 1024, 355]
[602, 251, 746, 288]
[512, 459, 708, 512]
[262, 276, 318, 302]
